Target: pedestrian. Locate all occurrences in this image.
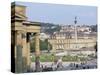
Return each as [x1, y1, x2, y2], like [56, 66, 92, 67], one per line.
[51, 58, 58, 71]
[56, 57, 63, 70]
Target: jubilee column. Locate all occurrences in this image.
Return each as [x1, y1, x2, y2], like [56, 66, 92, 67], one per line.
[74, 16, 78, 49]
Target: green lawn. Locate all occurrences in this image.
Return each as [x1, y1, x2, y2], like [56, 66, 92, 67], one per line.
[31, 54, 87, 62]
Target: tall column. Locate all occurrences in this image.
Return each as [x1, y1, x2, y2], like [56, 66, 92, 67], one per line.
[68, 38, 70, 50]
[14, 31, 17, 73]
[14, 31, 17, 61]
[15, 31, 23, 73]
[74, 16, 78, 49]
[22, 32, 27, 72]
[66, 39, 68, 49]
[35, 33, 40, 72]
[51, 39, 56, 54]
[11, 31, 16, 73]
[26, 33, 31, 71]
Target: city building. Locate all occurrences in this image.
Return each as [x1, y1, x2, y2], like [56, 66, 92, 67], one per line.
[48, 31, 97, 54]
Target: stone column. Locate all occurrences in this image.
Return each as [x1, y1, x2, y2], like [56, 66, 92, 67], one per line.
[68, 38, 70, 50]
[14, 31, 17, 60]
[22, 32, 27, 72]
[52, 40, 56, 54]
[26, 33, 31, 72]
[11, 31, 16, 73]
[35, 33, 40, 72]
[14, 31, 17, 73]
[15, 31, 23, 73]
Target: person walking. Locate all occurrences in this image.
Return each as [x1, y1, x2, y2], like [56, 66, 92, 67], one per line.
[56, 57, 63, 70]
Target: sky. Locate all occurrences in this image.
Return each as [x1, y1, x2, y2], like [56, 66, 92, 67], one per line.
[15, 2, 97, 25]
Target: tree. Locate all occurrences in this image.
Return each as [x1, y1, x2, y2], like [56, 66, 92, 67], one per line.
[30, 39, 52, 52]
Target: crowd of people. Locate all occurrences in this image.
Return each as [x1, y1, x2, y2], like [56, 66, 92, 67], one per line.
[32, 57, 97, 72]
[69, 62, 97, 70]
[37, 57, 63, 71]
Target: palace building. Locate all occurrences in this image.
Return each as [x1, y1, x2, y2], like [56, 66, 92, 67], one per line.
[48, 31, 97, 53]
[48, 16, 97, 53]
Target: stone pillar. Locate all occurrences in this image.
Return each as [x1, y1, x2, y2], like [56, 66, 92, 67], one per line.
[35, 33, 40, 72]
[52, 40, 56, 54]
[68, 38, 70, 50]
[15, 31, 23, 73]
[22, 32, 27, 72]
[14, 31, 17, 73]
[26, 33, 31, 71]
[11, 31, 16, 73]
